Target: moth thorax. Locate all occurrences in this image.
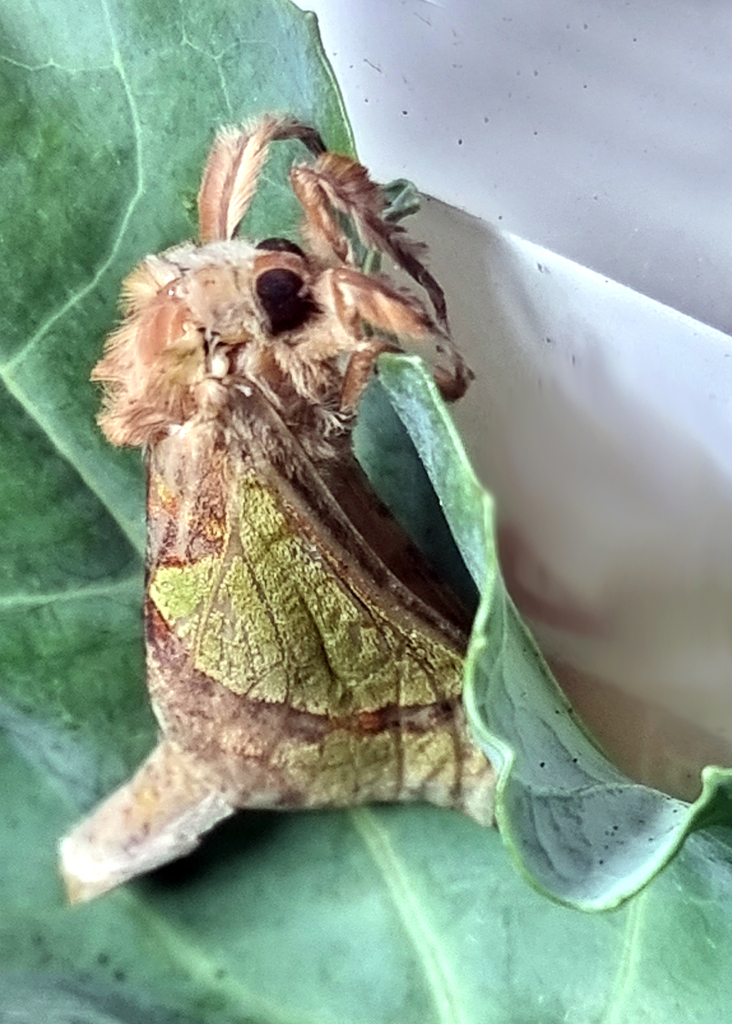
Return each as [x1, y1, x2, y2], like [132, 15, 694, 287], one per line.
[194, 377, 230, 418]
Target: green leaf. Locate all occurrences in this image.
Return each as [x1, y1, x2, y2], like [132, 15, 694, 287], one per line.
[0, 0, 352, 556]
[377, 354, 732, 908]
[4, 0, 732, 1021]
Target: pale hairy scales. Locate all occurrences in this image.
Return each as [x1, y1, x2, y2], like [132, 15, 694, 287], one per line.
[148, 472, 463, 716]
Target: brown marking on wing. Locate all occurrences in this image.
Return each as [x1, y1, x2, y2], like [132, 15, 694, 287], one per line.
[145, 599, 492, 821]
[147, 441, 230, 566]
[324, 457, 475, 635]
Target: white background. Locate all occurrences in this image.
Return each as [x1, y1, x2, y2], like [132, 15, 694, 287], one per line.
[305, 0, 732, 334]
[302, 1, 732, 793]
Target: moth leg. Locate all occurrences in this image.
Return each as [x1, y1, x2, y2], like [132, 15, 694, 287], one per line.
[316, 266, 431, 338]
[340, 340, 471, 410]
[340, 339, 397, 414]
[431, 351, 474, 403]
[198, 115, 326, 243]
[291, 155, 473, 401]
[313, 266, 466, 408]
[290, 152, 452, 325]
[59, 740, 235, 904]
[289, 153, 364, 265]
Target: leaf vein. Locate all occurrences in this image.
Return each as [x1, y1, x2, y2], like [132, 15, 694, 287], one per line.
[0, 0, 147, 559]
[0, 574, 140, 611]
[351, 807, 467, 1024]
[1, 0, 145, 377]
[119, 890, 356, 1024]
[0, 373, 145, 556]
[601, 892, 648, 1024]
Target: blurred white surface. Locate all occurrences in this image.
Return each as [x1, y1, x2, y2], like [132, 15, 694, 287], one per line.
[412, 199, 732, 749]
[305, 0, 732, 334]
[302, 1, 732, 792]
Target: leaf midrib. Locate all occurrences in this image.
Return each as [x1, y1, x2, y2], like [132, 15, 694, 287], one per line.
[0, 0, 145, 557]
[350, 807, 467, 1024]
[0, 574, 140, 610]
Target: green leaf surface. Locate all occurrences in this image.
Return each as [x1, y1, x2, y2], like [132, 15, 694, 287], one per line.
[3, 0, 732, 1021]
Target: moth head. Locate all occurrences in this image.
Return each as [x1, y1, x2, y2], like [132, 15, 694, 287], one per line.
[90, 239, 322, 448]
[91, 116, 469, 450]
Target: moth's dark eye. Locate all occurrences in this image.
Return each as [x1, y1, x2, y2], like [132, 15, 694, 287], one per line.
[256, 268, 314, 334]
[256, 237, 306, 258]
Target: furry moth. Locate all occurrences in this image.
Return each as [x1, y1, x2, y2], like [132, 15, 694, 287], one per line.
[59, 115, 494, 903]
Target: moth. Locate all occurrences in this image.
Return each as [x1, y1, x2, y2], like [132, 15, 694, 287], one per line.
[59, 115, 495, 903]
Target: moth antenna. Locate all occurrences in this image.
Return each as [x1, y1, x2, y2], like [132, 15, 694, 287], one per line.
[198, 115, 326, 243]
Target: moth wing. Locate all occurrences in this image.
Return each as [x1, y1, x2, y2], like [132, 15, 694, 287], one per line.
[145, 386, 468, 722]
